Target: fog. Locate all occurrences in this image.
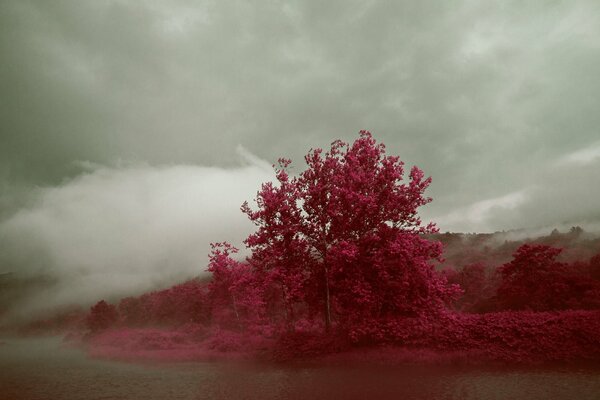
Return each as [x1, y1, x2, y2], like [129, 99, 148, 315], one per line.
[0, 148, 273, 321]
[433, 154, 600, 234]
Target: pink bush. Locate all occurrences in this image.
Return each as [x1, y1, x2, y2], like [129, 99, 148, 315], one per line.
[496, 245, 600, 311]
[345, 310, 600, 363]
[118, 278, 209, 327]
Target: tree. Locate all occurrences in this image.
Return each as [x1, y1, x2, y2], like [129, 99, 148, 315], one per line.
[496, 244, 600, 311]
[445, 262, 491, 312]
[207, 243, 264, 330]
[242, 131, 457, 332]
[87, 300, 118, 333]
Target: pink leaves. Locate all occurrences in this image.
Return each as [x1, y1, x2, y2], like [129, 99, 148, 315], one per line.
[238, 131, 451, 332]
[116, 279, 208, 327]
[207, 243, 265, 330]
[342, 310, 600, 363]
[496, 244, 600, 311]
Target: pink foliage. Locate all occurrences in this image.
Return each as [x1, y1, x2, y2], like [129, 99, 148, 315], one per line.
[345, 310, 600, 364]
[496, 244, 600, 311]
[72, 132, 600, 365]
[443, 263, 498, 312]
[86, 325, 273, 362]
[206, 243, 265, 331]
[241, 131, 458, 332]
[118, 279, 209, 327]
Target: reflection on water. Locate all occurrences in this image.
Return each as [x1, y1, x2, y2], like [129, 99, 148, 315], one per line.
[1, 337, 599, 400]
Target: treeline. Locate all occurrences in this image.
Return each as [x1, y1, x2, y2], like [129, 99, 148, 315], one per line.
[443, 244, 600, 313]
[86, 243, 600, 331]
[81, 242, 600, 363]
[87, 279, 209, 333]
[433, 226, 600, 268]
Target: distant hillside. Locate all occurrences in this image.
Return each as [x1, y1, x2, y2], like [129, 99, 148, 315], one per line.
[430, 226, 600, 270]
[3, 226, 600, 326]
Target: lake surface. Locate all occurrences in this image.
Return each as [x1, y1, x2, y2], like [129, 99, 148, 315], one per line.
[1, 337, 599, 400]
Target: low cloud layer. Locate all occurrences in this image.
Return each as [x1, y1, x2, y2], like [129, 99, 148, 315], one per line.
[0, 152, 273, 320]
[430, 150, 600, 233]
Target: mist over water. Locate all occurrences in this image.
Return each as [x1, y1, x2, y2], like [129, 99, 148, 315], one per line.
[1, 337, 599, 400]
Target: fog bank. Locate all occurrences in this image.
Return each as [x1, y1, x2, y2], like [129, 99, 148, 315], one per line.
[0, 151, 273, 321]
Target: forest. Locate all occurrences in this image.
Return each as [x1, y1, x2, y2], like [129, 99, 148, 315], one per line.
[21, 132, 600, 364]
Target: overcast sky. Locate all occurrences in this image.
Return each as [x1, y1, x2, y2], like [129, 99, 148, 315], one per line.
[1, 1, 600, 313]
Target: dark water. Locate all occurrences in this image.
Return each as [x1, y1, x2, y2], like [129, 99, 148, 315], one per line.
[1, 337, 599, 400]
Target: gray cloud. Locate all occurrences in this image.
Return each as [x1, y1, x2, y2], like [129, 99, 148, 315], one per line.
[1, 1, 600, 316]
[2, 0, 599, 233]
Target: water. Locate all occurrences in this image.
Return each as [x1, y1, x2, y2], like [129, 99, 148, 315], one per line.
[1, 337, 599, 400]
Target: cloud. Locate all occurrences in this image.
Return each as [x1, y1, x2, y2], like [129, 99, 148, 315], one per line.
[557, 141, 600, 166]
[434, 190, 529, 233]
[429, 153, 600, 233]
[235, 144, 273, 172]
[0, 154, 273, 321]
[1, 2, 600, 234]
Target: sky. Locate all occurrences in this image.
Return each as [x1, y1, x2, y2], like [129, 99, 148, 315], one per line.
[1, 0, 600, 315]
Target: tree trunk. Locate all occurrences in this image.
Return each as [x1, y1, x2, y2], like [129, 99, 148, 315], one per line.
[231, 292, 242, 330]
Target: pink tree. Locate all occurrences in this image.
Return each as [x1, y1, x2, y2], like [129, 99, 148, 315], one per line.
[496, 244, 564, 310]
[207, 243, 264, 330]
[242, 131, 458, 332]
[87, 300, 118, 333]
[451, 262, 492, 312]
[241, 160, 310, 328]
[497, 244, 600, 311]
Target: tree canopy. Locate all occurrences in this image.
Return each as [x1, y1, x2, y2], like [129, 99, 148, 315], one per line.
[211, 131, 459, 333]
